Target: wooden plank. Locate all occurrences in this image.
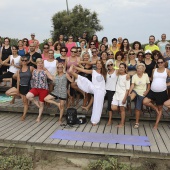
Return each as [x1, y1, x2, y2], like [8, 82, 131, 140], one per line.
[131, 122, 142, 153]
[161, 124, 170, 139]
[143, 122, 159, 154]
[149, 122, 168, 155]
[124, 121, 133, 152]
[0, 113, 15, 121]
[20, 116, 53, 143]
[0, 115, 35, 141]
[91, 119, 107, 150]
[107, 121, 118, 151]
[138, 121, 150, 153]
[28, 117, 56, 144]
[157, 123, 170, 154]
[12, 116, 48, 143]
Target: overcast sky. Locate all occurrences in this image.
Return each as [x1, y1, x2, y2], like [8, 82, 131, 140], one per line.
[0, 0, 170, 44]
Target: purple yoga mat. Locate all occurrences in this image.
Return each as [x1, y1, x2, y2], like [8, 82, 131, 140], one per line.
[51, 130, 151, 146]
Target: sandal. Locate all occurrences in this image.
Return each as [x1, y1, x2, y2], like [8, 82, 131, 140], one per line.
[134, 123, 139, 129]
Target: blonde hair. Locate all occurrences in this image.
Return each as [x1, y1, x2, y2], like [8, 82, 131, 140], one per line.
[136, 63, 146, 71]
[56, 63, 65, 75]
[82, 52, 90, 60]
[36, 58, 43, 64]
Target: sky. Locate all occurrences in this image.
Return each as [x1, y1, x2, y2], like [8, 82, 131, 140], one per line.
[0, 0, 170, 44]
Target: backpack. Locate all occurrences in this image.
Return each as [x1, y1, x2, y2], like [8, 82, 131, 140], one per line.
[66, 108, 77, 125]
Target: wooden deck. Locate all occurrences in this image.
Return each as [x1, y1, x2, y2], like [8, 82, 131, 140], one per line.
[0, 97, 170, 160]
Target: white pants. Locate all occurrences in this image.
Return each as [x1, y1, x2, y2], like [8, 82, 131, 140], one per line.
[76, 75, 106, 124]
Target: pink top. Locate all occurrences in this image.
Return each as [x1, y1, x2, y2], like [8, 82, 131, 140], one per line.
[65, 42, 76, 57]
[42, 54, 49, 60]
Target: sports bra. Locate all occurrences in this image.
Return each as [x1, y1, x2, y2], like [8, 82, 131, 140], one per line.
[128, 60, 137, 71]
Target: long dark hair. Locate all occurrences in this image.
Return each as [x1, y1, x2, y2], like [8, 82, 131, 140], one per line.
[96, 60, 107, 80]
[120, 38, 130, 52]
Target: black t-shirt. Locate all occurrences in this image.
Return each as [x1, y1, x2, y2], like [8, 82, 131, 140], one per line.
[26, 52, 42, 68]
[142, 60, 156, 78]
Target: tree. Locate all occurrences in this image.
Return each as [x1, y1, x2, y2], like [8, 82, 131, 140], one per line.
[51, 4, 103, 41]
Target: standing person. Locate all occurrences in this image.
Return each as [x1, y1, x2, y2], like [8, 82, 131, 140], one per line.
[111, 63, 130, 127]
[34, 40, 41, 54]
[157, 34, 169, 54]
[29, 33, 39, 46]
[89, 35, 99, 49]
[26, 58, 53, 122]
[100, 51, 108, 65]
[101, 37, 109, 50]
[56, 47, 68, 65]
[163, 44, 170, 61]
[0, 37, 12, 75]
[0, 45, 21, 86]
[152, 50, 162, 68]
[69, 60, 106, 125]
[137, 51, 144, 63]
[55, 34, 65, 47]
[110, 38, 119, 56]
[23, 38, 29, 54]
[79, 39, 87, 57]
[120, 38, 130, 53]
[132, 41, 143, 54]
[87, 41, 96, 57]
[41, 44, 49, 60]
[26, 43, 42, 68]
[48, 38, 54, 50]
[142, 50, 156, 81]
[18, 40, 26, 57]
[6, 56, 34, 120]
[44, 49, 58, 92]
[81, 31, 89, 43]
[114, 51, 124, 70]
[143, 57, 170, 129]
[44, 63, 73, 124]
[65, 35, 77, 57]
[54, 42, 61, 59]
[127, 63, 150, 128]
[107, 51, 114, 60]
[105, 59, 118, 125]
[144, 35, 159, 52]
[117, 37, 122, 49]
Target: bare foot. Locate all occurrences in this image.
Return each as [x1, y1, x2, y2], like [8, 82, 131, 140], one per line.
[107, 121, 112, 126]
[36, 117, 41, 122]
[21, 115, 26, 121]
[58, 119, 62, 125]
[116, 124, 124, 128]
[10, 100, 15, 104]
[34, 100, 40, 108]
[92, 123, 97, 126]
[81, 106, 89, 112]
[153, 124, 158, 129]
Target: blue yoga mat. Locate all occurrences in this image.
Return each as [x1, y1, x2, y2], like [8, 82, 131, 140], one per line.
[0, 94, 12, 103]
[51, 130, 151, 146]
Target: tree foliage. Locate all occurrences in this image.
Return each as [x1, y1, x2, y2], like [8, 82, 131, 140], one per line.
[51, 4, 103, 41]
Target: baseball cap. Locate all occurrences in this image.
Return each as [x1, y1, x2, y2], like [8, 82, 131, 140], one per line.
[145, 50, 152, 55]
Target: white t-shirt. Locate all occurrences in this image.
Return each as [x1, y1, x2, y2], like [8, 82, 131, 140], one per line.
[44, 60, 57, 76]
[105, 71, 118, 91]
[157, 41, 169, 54]
[113, 74, 130, 100]
[8, 55, 21, 73]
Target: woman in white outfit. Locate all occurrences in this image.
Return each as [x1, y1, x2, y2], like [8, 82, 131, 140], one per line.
[111, 63, 130, 127]
[69, 60, 106, 125]
[143, 57, 170, 129]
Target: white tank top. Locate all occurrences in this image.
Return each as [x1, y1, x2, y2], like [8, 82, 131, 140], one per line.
[44, 60, 57, 76]
[105, 71, 118, 91]
[8, 55, 21, 73]
[151, 68, 167, 92]
[92, 70, 105, 91]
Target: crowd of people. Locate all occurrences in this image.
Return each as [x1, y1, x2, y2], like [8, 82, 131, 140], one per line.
[0, 32, 170, 129]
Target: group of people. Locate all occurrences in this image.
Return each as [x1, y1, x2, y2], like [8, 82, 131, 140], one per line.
[0, 32, 170, 129]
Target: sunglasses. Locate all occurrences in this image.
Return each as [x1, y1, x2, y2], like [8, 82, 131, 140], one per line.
[44, 47, 49, 49]
[90, 43, 95, 45]
[21, 59, 28, 62]
[166, 47, 170, 49]
[138, 55, 143, 57]
[107, 64, 113, 67]
[23, 40, 27, 42]
[157, 61, 164, 64]
[129, 53, 135, 55]
[77, 50, 82, 52]
[69, 37, 73, 39]
[71, 51, 77, 53]
[108, 54, 113, 55]
[61, 50, 66, 52]
[92, 51, 96, 53]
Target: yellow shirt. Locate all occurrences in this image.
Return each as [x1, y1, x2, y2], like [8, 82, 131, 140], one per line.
[144, 44, 160, 52]
[132, 73, 150, 96]
[110, 46, 119, 56]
